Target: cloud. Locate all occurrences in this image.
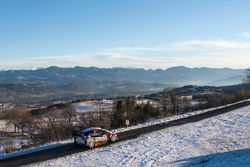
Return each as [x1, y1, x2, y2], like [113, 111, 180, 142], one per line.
[98, 40, 250, 69]
[240, 32, 250, 38]
[169, 40, 250, 51]
[1, 39, 250, 70]
[0, 55, 104, 70]
[111, 47, 163, 52]
[97, 51, 250, 69]
[105, 40, 250, 53]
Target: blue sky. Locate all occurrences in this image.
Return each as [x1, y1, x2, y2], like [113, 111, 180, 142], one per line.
[0, 0, 250, 69]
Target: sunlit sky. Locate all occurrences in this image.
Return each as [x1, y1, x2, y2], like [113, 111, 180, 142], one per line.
[1, 0, 250, 70]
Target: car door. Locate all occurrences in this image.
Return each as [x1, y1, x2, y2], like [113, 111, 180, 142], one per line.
[95, 130, 108, 145]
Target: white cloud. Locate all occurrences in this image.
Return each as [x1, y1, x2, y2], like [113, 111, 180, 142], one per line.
[96, 51, 250, 69]
[169, 40, 250, 51]
[240, 32, 250, 38]
[96, 40, 250, 69]
[105, 40, 250, 53]
[1, 39, 250, 70]
[111, 47, 163, 52]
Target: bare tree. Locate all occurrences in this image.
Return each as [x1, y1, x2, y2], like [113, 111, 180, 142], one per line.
[44, 106, 59, 128]
[5, 109, 20, 133]
[4, 109, 35, 135]
[179, 96, 192, 112]
[79, 113, 88, 128]
[17, 110, 30, 135]
[63, 105, 77, 125]
[161, 88, 168, 114]
[169, 88, 178, 114]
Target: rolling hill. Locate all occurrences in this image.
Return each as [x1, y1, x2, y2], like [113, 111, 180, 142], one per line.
[0, 66, 245, 104]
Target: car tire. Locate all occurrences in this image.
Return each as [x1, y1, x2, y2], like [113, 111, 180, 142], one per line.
[74, 136, 84, 146]
[110, 134, 118, 142]
[88, 139, 95, 149]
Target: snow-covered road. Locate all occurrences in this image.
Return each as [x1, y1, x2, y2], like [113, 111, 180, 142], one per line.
[32, 106, 250, 167]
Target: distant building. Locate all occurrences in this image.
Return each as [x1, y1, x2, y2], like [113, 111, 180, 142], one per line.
[0, 103, 15, 109]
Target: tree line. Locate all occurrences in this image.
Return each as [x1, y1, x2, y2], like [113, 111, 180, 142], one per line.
[111, 91, 192, 128]
[1, 68, 250, 152]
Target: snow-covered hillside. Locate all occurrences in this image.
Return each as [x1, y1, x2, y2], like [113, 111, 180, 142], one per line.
[32, 105, 250, 167]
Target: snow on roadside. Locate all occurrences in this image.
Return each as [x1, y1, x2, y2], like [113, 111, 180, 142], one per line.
[115, 98, 250, 133]
[31, 105, 250, 167]
[0, 139, 72, 160]
[1, 99, 250, 160]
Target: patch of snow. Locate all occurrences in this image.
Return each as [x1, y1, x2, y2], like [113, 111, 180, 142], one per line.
[0, 139, 72, 160]
[0, 120, 15, 132]
[115, 98, 250, 133]
[73, 101, 113, 113]
[11, 137, 32, 149]
[32, 104, 250, 167]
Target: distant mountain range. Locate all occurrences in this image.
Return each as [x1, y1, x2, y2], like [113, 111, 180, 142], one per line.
[0, 66, 245, 104]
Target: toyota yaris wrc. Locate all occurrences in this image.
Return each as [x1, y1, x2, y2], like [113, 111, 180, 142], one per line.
[73, 127, 118, 148]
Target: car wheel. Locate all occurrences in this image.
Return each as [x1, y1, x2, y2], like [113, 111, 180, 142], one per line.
[110, 134, 118, 142]
[74, 136, 85, 146]
[88, 140, 95, 149]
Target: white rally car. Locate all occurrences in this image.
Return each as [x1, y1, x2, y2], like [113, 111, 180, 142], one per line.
[73, 127, 118, 148]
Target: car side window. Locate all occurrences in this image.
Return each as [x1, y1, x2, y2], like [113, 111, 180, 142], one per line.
[88, 130, 98, 137]
[96, 130, 108, 136]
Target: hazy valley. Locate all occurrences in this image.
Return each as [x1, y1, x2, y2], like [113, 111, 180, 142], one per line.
[0, 66, 244, 104]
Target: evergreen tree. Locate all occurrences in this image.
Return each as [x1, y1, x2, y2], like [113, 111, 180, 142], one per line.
[112, 100, 125, 128]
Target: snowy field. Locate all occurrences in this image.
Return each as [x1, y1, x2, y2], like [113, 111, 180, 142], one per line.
[32, 105, 250, 167]
[73, 100, 113, 113]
